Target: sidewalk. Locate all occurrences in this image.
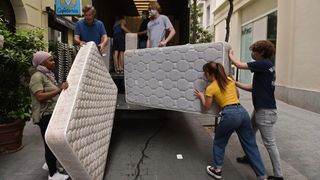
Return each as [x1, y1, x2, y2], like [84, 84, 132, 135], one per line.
[0, 90, 319, 180]
[232, 90, 320, 180]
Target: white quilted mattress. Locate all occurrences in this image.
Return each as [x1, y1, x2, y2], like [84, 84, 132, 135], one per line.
[45, 42, 118, 180]
[126, 33, 138, 50]
[124, 42, 231, 114]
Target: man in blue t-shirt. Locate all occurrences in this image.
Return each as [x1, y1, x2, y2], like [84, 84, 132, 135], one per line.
[74, 5, 109, 52]
[229, 40, 283, 180]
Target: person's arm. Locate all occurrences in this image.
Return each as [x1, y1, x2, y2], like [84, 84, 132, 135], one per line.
[121, 20, 131, 33]
[137, 30, 147, 35]
[74, 35, 86, 46]
[147, 39, 150, 48]
[98, 21, 109, 51]
[34, 82, 68, 103]
[235, 81, 252, 92]
[98, 35, 109, 51]
[74, 22, 86, 46]
[194, 89, 213, 110]
[159, 27, 176, 47]
[159, 16, 176, 47]
[229, 50, 249, 69]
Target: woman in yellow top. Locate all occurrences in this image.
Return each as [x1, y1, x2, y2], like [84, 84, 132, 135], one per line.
[195, 62, 267, 180]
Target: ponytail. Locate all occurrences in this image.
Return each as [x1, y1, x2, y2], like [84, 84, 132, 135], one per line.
[203, 62, 229, 92]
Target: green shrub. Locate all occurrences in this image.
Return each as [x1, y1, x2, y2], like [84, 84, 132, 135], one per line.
[0, 15, 46, 123]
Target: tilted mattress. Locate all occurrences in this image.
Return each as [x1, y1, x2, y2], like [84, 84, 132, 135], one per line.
[45, 42, 118, 180]
[124, 42, 231, 114]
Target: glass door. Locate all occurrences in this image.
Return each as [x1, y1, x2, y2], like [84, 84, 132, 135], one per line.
[239, 23, 253, 84]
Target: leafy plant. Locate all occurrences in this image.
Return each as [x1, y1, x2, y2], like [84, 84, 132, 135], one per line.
[0, 14, 46, 124]
[189, 0, 214, 44]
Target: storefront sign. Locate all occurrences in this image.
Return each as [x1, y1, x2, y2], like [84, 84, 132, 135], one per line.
[56, 0, 81, 16]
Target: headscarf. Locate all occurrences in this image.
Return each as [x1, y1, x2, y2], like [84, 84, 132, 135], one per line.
[32, 51, 57, 84]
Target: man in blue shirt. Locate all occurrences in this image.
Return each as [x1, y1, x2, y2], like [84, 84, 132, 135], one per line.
[74, 5, 109, 52]
[229, 40, 284, 180]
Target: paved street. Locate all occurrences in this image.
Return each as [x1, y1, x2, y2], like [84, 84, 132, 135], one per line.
[0, 90, 319, 180]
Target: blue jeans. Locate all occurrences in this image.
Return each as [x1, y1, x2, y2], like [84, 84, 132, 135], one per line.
[213, 105, 266, 179]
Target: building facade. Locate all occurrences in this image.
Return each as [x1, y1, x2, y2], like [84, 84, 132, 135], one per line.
[213, 0, 320, 113]
[275, 0, 320, 113]
[1, 0, 91, 45]
[197, 0, 215, 33]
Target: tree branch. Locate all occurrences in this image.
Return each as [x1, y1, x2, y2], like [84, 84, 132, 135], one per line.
[225, 0, 233, 42]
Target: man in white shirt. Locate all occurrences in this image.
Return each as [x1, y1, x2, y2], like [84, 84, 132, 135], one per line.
[147, 2, 176, 48]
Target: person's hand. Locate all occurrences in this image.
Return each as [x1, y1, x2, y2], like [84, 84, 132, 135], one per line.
[194, 89, 204, 99]
[79, 41, 86, 47]
[235, 81, 240, 87]
[229, 49, 235, 62]
[159, 41, 167, 47]
[60, 81, 69, 90]
[98, 43, 105, 52]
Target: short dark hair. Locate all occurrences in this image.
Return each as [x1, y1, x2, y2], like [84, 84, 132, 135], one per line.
[250, 40, 275, 59]
[142, 10, 149, 16]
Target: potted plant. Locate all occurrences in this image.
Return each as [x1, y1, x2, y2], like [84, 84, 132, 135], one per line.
[0, 14, 46, 154]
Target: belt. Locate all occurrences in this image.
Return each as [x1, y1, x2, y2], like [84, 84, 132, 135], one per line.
[223, 103, 241, 108]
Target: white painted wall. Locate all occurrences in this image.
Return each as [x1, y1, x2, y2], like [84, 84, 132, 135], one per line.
[276, 0, 320, 90]
[198, 0, 215, 31]
[11, 0, 75, 45]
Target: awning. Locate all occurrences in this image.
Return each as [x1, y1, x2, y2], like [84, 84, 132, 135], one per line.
[55, 16, 75, 30]
[46, 7, 75, 30]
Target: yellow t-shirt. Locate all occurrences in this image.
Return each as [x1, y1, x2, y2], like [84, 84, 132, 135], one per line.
[205, 77, 240, 108]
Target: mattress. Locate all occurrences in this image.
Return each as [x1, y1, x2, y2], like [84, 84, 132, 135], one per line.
[124, 42, 231, 115]
[45, 42, 118, 180]
[125, 33, 138, 50]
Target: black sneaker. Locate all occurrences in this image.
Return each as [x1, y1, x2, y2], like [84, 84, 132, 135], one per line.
[236, 155, 250, 164]
[206, 166, 222, 179]
[268, 176, 284, 180]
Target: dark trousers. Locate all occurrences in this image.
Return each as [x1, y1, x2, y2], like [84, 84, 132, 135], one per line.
[138, 40, 147, 49]
[37, 114, 57, 176]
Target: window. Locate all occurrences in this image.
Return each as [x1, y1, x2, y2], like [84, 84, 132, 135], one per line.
[48, 27, 62, 43]
[206, 5, 210, 27]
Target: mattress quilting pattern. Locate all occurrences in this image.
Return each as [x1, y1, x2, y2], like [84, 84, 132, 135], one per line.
[45, 42, 118, 180]
[124, 42, 231, 114]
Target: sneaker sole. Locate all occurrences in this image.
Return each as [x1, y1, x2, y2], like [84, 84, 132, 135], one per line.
[206, 166, 222, 179]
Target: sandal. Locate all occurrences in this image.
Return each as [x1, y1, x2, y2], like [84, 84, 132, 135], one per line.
[115, 67, 120, 74]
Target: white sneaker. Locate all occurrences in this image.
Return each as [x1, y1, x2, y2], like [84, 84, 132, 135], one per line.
[42, 162, 64, 172]
[48, 172, 69, 180]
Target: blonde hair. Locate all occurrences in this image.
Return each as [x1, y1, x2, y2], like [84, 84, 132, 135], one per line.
[82, 5, 96, 15]
[148, 2, 161, 12]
